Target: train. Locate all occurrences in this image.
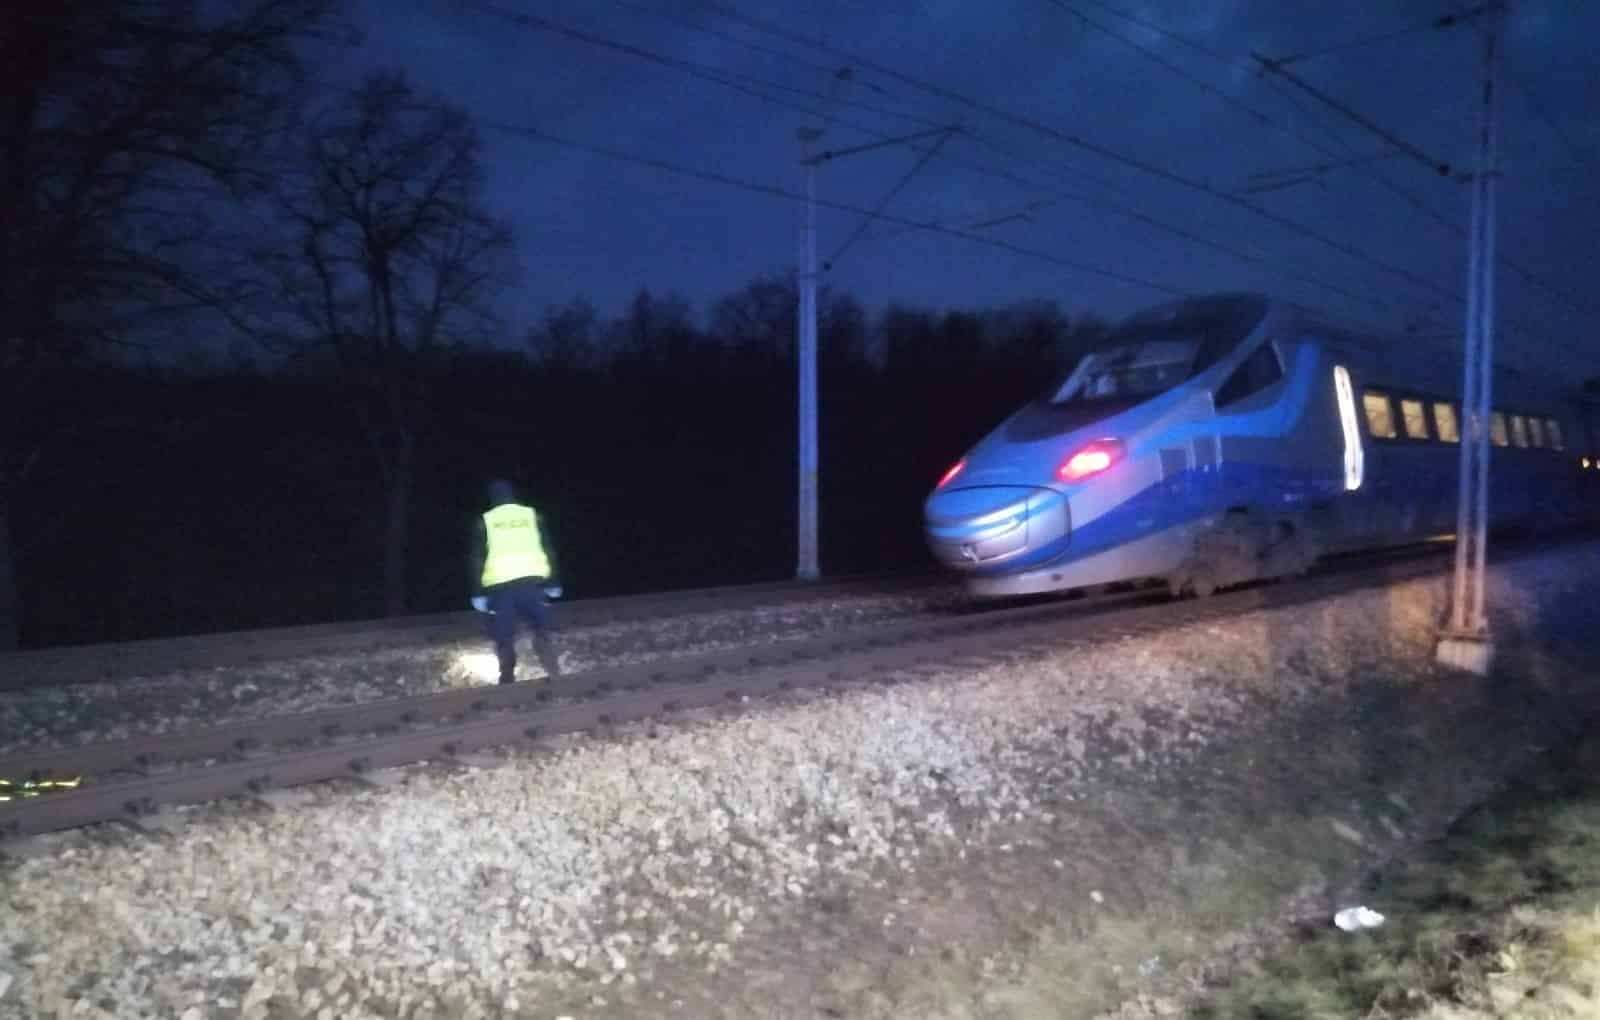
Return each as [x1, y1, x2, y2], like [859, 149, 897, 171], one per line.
[924, 292, 1600, 599]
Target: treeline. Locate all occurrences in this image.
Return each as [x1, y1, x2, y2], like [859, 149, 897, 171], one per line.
[0, 1, 1117, 649]
[14, 286, 1109, 646]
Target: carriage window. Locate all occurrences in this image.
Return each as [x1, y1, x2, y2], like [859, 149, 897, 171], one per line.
[1490, 412, 1509, 447]
[1432, 402, 1460, 443]
[1400, 399, 1429, 440]
[1528, 417, 1545, 447]
[1547, 418, 1565, 450]
[1215, 343, 1284, 408]
[1510, 415, 1529, 448]
[1363, 391, 1397, 439]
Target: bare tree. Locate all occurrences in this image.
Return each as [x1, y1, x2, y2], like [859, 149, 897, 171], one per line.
[0, 0, 339, 648]
[528, 297, 600, 378]
[709, 275, 796, 357]
[251, 72, 513, 616]
[605, 289, 702, 378]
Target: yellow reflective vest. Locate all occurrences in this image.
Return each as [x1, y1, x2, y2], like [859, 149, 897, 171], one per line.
[481, 503, 551, 587]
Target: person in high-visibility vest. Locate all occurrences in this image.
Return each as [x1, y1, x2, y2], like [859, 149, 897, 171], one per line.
[471, 479, 562, 683]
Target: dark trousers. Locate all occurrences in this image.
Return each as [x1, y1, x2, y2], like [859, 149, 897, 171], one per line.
[484, 577, 560, 681]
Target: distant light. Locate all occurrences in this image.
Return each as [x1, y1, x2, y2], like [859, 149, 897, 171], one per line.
[1584, 457, 1592, 470]
[937, 459, 966, 489]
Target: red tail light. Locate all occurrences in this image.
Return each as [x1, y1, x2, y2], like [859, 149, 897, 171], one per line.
[936, 458, 966, 489]
[1057, 439, 1124, 483]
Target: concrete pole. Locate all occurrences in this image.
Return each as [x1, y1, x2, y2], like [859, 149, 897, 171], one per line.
[796, 145, 821, 582]
[1472, 23, 1501, 631]
[1439, 5, 1503, 674]
[790, 123, 956, 582]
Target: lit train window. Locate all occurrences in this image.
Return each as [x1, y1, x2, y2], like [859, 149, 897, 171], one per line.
[1363, 391, 1397, 439]
[1528, 418, 1545, 448]
[1334, 366, 1364, 490]
[1547, 419, 1565, 450]
[1432, 402, 1460, 443]
[1510, 415, 1529, 448]
[1400, 398, 1429, 440]
[1489, 412, 1504, 446]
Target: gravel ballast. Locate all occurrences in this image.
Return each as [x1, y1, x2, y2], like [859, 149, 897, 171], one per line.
[0, 586, 959, 755]
[3, 543, 1599, 1019]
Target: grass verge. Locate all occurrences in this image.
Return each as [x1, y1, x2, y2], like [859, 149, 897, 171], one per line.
[1188, 719, 1600, 1019]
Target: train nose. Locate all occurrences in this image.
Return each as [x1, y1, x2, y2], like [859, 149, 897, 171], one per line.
[923, 485, 1069, 570]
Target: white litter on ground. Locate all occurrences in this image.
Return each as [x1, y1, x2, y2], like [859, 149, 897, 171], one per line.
[1334, 906, 1387, 932]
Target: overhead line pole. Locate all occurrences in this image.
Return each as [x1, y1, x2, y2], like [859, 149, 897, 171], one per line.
[796, 125, 822, 582]
[1439, 3, 1504, 675]
[793, 124, 959, 582]
[1256, 2, 1509, 668]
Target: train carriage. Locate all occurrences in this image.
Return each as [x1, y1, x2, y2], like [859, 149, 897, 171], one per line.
[924, 293, 1592, 599]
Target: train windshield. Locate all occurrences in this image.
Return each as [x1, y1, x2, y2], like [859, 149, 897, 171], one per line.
[1050, 340, 1197, 404]
[1044, 294, 1268, 408]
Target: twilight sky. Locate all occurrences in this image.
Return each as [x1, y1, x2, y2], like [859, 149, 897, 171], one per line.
[333, 0, 1598, 373]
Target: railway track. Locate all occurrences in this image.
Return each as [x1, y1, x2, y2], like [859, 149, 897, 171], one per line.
[0, 569, 940, 691]
[1, 537, 1526, 846]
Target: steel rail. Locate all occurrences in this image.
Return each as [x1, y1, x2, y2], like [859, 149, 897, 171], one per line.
[0, 570, 940, 691]
[0, 540, 1486, 843]
[0, 586, 1162, 782]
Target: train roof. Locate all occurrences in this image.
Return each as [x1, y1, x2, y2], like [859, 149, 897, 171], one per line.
[1106, 292, 1579, 406]
[1271, 295, 1571, 404]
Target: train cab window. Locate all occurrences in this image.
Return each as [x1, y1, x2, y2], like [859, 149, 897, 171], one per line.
[1510, 415, 1529, 448]
[1046, 295, 1268, 407]
[1528, 417, 1545, 448]
[1547, 419, 1565, 450]
[1214, 342, 1283, 408]
[1433, 402, 1460, 443]
[1400, 398, 1429, 440]
[1363, 391, 1398, 439]
[1490, 412, 1509, 447]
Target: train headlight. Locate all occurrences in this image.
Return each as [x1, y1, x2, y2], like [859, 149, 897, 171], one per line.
[1058, 438, 1125, 483]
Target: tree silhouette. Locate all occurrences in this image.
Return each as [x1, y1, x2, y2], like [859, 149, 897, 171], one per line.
[249, 71, 513, 616]
[0, 0, 338, 648]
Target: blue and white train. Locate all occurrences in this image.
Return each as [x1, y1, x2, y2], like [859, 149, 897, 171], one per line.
[924, 293, 1599, 598]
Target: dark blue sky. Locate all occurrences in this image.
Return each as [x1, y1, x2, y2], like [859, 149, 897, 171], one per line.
[339, 0, 1597, 370]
